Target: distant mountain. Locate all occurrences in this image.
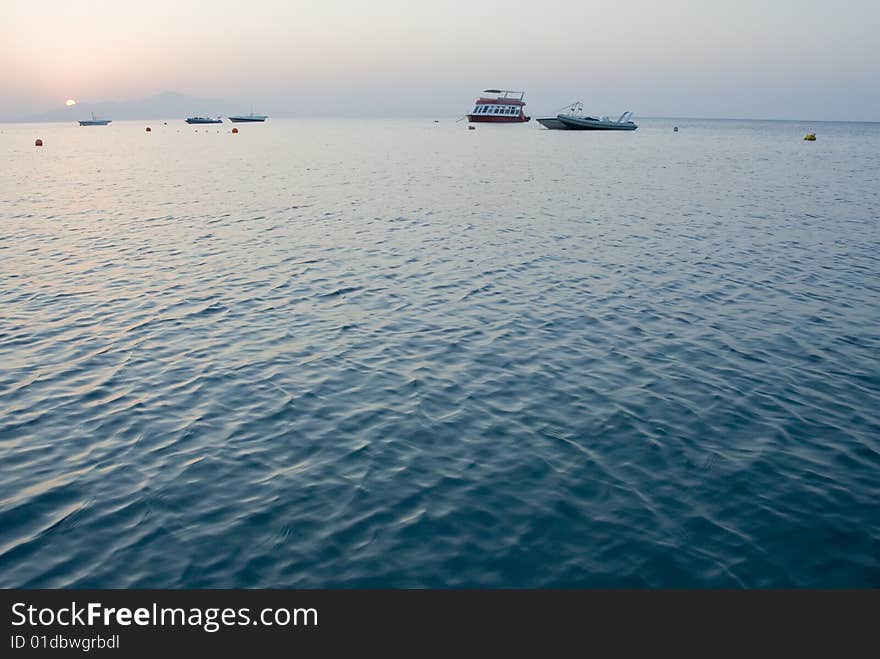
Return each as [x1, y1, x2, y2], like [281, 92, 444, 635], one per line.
[17, 91, 239, 122]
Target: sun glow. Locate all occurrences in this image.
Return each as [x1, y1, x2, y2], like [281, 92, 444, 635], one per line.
[66, 99, 77, 106]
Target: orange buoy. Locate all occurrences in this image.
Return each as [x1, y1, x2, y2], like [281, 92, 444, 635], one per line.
[232, 127, 238, 133]
[35, 138, 43, 146]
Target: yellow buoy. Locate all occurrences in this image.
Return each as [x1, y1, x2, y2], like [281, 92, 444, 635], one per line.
[804, 133, 816, 141]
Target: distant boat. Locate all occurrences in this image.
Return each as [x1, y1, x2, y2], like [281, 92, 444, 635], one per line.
[537, 102, 637, 131]
[79, 113, 111, 126]
[467, 89, 530, 123]
[186, 117, 223, 124]
[228, 112, 268, 123]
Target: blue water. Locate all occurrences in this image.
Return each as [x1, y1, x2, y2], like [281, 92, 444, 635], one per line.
[1, 118, 878, 587]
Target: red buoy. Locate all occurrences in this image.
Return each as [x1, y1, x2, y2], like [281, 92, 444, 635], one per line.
[232, 127, 239, 133]
[35, 138, 43, 146]
[146, 127, 151, 132]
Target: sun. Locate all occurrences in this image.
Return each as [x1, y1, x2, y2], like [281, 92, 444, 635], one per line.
[66, 99, 76, 107]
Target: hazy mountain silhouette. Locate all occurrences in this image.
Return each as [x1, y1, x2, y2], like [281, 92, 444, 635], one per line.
[18, 91, 239, 122]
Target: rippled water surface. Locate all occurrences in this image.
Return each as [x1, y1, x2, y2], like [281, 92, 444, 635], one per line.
[1, 118, 879, 587]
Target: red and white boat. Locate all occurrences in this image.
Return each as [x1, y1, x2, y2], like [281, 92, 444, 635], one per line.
[466, 89, 531, 123]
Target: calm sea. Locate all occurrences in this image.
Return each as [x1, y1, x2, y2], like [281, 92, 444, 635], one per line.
[1, 117, 878, 587]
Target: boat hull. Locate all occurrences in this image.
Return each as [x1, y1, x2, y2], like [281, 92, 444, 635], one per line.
[78, 120, 111, 126]
[186, 118, 223, 124]
[467, 115, 530, 123]
[228, 116, 267, 123]
[553, 115, 637, 130]
[536, 118, 567, 129]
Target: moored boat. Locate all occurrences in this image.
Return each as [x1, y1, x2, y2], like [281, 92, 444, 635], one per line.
[537, 102, 637, 131]
[79, 113, 111, 126]
[186, 116, 223, 124]
[467, 89, 530, 123]
[228, 113, 268, 123]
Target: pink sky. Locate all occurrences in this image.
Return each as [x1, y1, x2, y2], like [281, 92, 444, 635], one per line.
[3, 0, 879, 121]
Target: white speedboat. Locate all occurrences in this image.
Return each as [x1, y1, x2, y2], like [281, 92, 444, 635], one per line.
[538, 102, 637, 131]
[186, 116, 223, 124]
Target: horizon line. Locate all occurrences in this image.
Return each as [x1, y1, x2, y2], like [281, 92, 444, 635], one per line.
[4, 114, 879, 125]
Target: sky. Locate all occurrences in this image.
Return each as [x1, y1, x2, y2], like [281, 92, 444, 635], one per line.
[2, 0, 879, 121]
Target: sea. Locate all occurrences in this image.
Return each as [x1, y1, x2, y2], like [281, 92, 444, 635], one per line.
[1, 117, 878, 588]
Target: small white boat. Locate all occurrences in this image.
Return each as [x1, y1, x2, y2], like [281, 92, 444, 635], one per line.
[79, 113, 112, 126]
[538, 102, 637, 131]
[186, 116, 223, 124]
[228, 112, 268, 123]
